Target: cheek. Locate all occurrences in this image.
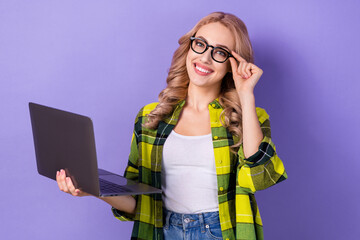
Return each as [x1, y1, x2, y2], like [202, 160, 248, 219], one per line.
[185, 51, 194, 72]
[216, 63, 230, 76]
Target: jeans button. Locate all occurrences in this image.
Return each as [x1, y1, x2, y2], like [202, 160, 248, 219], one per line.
[184, 218, 190, 223]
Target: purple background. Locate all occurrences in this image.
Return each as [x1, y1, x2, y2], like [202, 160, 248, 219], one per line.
[1, 0, 359, 239]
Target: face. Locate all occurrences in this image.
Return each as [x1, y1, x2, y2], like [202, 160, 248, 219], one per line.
[186, 22, 235, 91]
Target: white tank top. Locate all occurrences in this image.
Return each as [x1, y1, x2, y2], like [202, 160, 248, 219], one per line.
[161, 130, 219, 214]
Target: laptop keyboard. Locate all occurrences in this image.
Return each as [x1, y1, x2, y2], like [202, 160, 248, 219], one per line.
[99, 178, 130, 193]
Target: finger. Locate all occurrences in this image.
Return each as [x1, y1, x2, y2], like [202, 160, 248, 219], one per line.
[74, 189, 81, 196]
[238, 61, 248, 79]
[245, 63, 252, 77]
[231, 51, 247, 63]
[56, 170, 63, 191]
[241, 62, 248, 78]
[59, 169, 69, 192]
[57, 169, 66, 191]
[236, 61, 244, 78]
[66, 177, 78, 196]
[229, 56, 239, 75]
[248, 63, 262, 75]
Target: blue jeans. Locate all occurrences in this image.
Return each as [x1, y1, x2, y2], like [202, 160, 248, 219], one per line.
[163, 209, 223, 240]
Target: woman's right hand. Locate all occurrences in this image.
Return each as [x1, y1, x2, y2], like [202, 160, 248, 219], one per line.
[56, 169, 92, 197]
[56, 169, 136, 214]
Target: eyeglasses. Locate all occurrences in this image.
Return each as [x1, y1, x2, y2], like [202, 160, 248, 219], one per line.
[190, 37, 233, 63]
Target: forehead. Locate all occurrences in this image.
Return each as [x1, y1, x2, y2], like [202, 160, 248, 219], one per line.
[195, 22, 235, 49]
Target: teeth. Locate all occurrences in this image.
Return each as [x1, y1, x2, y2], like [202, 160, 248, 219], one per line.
[196, 65, 211, 73]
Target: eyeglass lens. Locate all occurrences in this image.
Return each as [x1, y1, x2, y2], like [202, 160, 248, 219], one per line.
[191, 38, 229, 63]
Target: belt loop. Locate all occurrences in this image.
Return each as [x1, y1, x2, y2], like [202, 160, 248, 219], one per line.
[164, 209, 171, 230]
[199, 213, 205, 233]
[182, 214, 186, 231]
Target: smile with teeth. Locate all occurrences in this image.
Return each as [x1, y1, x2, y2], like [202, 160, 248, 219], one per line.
[195, 64, 213, 74]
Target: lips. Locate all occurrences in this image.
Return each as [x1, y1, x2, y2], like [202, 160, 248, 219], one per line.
[194, 63, 214, 76]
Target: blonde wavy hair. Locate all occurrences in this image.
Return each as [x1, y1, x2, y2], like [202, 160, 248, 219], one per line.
[144, 12, 254, 151]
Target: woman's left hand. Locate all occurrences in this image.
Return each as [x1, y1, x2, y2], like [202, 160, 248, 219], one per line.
[229, 51, 263, 94]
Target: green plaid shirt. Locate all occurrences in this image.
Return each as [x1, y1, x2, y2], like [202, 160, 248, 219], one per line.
[112, 98, 287, 240]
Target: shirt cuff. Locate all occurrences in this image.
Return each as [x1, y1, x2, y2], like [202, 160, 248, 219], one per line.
[244, 136, 275, 167]
[111, 207, 135, 221]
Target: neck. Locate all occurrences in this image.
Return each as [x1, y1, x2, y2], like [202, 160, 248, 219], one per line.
[186, 83, 220, 111]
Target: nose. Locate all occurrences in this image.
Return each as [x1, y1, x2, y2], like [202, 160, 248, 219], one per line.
[200, 48, 212, 64]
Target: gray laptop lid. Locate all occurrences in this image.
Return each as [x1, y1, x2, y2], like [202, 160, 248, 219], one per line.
[29, 102, 162, 196]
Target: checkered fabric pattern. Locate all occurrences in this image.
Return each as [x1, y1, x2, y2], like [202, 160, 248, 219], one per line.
[112, 99, 287, 240]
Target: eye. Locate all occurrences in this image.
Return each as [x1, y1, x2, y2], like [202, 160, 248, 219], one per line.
[214, 49, 227, 57]
[195, 39, 205, 48]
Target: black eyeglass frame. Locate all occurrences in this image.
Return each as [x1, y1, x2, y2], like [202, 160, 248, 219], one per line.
[189, 36, 234, 63]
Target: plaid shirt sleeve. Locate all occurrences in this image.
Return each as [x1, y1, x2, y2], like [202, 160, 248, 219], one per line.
[111, 112, 142, 221]
[237, 107, 287, 193]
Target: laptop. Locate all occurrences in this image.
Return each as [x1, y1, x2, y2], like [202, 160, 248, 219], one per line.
[29, 102, 162, 197]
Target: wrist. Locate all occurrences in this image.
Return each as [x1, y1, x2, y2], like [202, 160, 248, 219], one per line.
[238, 91, 255, 106]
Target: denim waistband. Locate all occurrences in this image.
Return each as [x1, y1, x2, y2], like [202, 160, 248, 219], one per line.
[163, 208, 220, 229]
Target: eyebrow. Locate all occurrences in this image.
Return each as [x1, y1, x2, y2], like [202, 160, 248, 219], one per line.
[196, 35, 231, 50]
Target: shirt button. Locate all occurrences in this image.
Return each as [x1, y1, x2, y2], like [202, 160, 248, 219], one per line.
[212, 104, 216, 108]
[214, 136, 218, 140]
[218, 159, 222, 164]
[220, 187, 224, 191]
[226, 238, 230, 240]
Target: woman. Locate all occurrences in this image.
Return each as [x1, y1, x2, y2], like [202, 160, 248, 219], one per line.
[56, 12, 287, 240]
